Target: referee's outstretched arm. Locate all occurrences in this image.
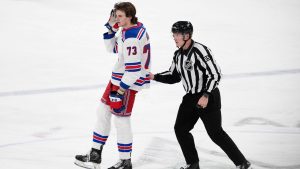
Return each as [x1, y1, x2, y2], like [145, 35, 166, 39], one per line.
[151, 57, 181, 84]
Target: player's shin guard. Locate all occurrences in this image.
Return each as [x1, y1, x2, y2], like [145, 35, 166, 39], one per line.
[93, 103, 111, 149]
[114, 116, 133, 159]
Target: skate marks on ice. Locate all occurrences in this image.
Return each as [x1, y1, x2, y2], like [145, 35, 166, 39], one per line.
[235, 117, 285, 127]
[1, 69, 299, 97]
[133, 137, 232, 169]
[133, 137, 183, 169]
[31, 126, 63, 138]
[0, 135, 81, 148]
[0, 84, 106, 97]
[223, 68, 300, 79]
[0, 134, 299, 168]
[195, 145, 300, 169]
[133, 137, 300, 169]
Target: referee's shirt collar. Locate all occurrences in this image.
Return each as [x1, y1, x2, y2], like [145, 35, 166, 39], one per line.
[180, 40, 194, 56]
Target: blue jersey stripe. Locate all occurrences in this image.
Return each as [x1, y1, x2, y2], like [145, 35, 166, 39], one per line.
[126, 69, 141, 72]
[138, 29, 146, 40]
[112, 77, 121, 81]
[117, 143, 132, 146]
[118, 149, 132, 152]
[93, 139, 105, 145]
[125, 62, 141, 66]
[93, 132, 108, 138]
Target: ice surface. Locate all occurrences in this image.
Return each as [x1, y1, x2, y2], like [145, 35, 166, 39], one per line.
[0, 0, 300, 168]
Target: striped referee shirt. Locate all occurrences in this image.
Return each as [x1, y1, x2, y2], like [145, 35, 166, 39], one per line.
[154, 40, 222, 94]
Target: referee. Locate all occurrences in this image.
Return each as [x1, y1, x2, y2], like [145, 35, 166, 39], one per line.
[150, 21, 252, 169]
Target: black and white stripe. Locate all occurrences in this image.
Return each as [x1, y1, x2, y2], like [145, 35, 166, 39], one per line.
[154, 41, 222, 94]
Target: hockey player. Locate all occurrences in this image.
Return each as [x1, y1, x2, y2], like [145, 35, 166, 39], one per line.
[150, 21, 252, 169]
[74, 2, 151, 169]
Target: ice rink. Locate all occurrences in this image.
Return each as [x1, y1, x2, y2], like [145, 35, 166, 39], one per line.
[0, 0, 300, 168]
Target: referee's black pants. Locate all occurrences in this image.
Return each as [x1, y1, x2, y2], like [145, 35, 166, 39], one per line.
[174, 88, 247, 166]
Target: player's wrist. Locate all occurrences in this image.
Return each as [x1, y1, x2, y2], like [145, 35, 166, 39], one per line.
[105, 23, 116, 33]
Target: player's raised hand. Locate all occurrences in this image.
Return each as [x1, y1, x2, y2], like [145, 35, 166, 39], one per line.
[105, 9, 119, 33]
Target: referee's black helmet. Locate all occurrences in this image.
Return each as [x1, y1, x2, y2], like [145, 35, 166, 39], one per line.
[171, 21, 193, 36]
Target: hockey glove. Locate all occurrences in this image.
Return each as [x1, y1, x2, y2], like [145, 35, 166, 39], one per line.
[104, 9, 119, 33]
[109, 90, 125, 113]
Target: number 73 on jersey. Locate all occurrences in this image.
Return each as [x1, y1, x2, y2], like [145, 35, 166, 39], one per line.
[126, 43, 150, 69]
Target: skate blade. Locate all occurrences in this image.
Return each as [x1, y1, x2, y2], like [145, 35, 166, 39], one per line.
[74, 159, 101, 169]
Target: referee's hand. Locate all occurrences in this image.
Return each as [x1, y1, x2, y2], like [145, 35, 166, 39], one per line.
[197, 95, 208, 109]
[149, 72, 155, 80]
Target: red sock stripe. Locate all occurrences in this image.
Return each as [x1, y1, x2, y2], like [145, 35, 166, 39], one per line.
[93, 135, 107, 142]
[118, 145, 132, 150]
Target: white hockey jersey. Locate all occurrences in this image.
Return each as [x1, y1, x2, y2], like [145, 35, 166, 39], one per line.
[103, 22, 151, 91]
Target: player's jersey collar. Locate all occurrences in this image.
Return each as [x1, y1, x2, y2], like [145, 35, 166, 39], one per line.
[122, 22, 143, 32]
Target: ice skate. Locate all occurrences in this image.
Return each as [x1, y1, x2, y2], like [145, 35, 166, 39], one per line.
[108, 159, 132, 169]
[236, 161, 252, 169]
[74, 148, 102, 169]
[180, 162, 200, 169]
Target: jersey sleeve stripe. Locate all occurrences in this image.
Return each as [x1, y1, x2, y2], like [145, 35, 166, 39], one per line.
[125, 62, 141, 66]
[137, 28, 145, 40]
[103, 32, 115, 39]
